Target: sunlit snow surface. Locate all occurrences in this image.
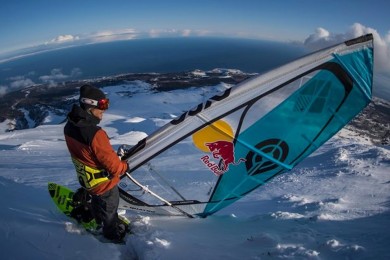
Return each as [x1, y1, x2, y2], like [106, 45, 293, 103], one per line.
[0, 82, 389, 259]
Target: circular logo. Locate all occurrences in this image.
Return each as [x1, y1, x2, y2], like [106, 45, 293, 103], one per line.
[245, 139, 289, 176]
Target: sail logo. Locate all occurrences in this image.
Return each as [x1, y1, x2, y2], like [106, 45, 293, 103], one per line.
[244, 139, 289, 176]
[199, 154, 224, 176]
[204, 140, 246, 175]
[192, 120, 245, 176]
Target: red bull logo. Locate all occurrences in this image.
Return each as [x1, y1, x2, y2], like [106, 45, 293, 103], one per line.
[192, 120, 245, 176]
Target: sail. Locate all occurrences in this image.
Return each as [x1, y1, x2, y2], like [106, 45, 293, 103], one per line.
[118, 34, 374, 217]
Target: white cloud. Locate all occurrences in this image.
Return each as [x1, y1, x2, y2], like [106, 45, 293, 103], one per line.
[0, 75, 36, 96]
[304, 23, 390, 72]
[148, 29, 179, 38]
[148, 29, 160, 38]
[9, 76, 35, 89]
[0, 68, 82, 96]
[304, 28, 344, 50]
[181, 29, 192, 37]
[303, 23, 390, 100]
[39, 68, 68, 82]
[70, 68, 82, 77]
[356, 24, 390, 68]
[0, 76, 35, 96]
[0, 85, 7, 96]
[7, 28, 216, 61]
[88, 28, 138, 43]
[193, 29, 212, 37]
[39, 68, 83, 87]
[48, 34, 79, 44]
[45, 29, 138, 46]
[148, 29, 211, 38]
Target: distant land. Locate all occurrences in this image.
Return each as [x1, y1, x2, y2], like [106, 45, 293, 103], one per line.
[0, 69, 388, 146]
[0, 69, 254, 129]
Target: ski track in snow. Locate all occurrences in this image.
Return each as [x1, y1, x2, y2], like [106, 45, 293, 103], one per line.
[0, 83, 389, 259]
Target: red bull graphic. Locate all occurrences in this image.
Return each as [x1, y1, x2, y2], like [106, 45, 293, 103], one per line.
[205, 140, 246, 172]
[199, 155, 224, 176]
[192, 120, 246, 176]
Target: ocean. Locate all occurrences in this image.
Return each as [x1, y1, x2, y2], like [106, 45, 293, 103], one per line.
[0, 37, 307, 88]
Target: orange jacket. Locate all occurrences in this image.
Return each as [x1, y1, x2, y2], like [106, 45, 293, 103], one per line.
[64, 105, 128, 195]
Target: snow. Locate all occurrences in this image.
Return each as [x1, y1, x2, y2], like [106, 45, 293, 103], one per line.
[0, 82, 389, 259]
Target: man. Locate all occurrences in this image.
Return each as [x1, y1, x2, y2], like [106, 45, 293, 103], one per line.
[64, 84, 129, 242]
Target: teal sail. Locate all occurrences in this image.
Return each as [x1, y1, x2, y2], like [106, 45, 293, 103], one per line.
[119, 34, 374, 217]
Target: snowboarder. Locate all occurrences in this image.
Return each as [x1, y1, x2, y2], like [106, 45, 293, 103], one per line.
[64, 84, 129, 242]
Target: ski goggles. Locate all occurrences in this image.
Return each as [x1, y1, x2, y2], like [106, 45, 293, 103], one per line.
[80, 97, 110, 110]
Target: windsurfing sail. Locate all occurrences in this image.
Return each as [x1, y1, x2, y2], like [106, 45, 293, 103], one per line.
[118, 34, 374, 217]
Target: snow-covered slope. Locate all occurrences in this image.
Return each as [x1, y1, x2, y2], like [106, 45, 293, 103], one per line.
[0, 81, 389, 259]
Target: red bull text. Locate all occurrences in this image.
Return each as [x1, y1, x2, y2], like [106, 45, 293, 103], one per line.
[201, 140, 246, 176]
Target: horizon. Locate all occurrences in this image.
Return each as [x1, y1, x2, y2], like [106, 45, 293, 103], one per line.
[1, 0, 389, 55]
[1, 0, 389, 101]
[1, 35, 389, 101]
[0, 38, 306, 95]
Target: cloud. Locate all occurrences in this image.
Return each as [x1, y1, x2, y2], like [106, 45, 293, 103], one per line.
[41, 28, 200, 50]
[303, 23, 390, 100]
[48, 34, 79, 44]
[149, 29, 179, 38]
[9, 76, 35, 89]
[44, 29, 138, 47]
[0, 85, 7, 96]
[148, 28, 213, 38]
[304, 23, 390, 73]
[181, 29, 192, 37]
[0, 68, 83, 96]
[304, 27, 341, 49]
[39, 68, 68, 82]
[39, 68, 82, 87]
[0, 75, 36, 96]
[89, 28, 138, 43]
[2, 27, 217, 64]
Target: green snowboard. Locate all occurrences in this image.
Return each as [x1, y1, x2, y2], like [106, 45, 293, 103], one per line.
[48, 182, 130, 235]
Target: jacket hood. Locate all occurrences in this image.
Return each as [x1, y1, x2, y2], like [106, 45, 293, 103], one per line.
[67, 104, 101, 126]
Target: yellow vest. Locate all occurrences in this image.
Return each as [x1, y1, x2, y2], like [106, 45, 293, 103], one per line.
[71, 157, 110, 189]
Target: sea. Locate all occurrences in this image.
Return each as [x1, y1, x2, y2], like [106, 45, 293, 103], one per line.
[0, 37, 307, 89]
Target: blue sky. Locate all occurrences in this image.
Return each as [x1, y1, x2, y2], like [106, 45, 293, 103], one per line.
[1, 0, 389, 54]
[1, 0, 390, 100]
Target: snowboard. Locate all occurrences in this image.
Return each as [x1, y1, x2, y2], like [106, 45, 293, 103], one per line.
[48, 182, 130, 242]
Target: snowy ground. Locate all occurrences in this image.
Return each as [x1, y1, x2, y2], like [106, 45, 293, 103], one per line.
[0, 83, 389, 259]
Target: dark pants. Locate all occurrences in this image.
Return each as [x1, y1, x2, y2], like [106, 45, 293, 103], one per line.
[91, 186, 121, 239]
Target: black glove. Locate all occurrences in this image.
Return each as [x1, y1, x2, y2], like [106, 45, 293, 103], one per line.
[117, 144, 133, 160]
